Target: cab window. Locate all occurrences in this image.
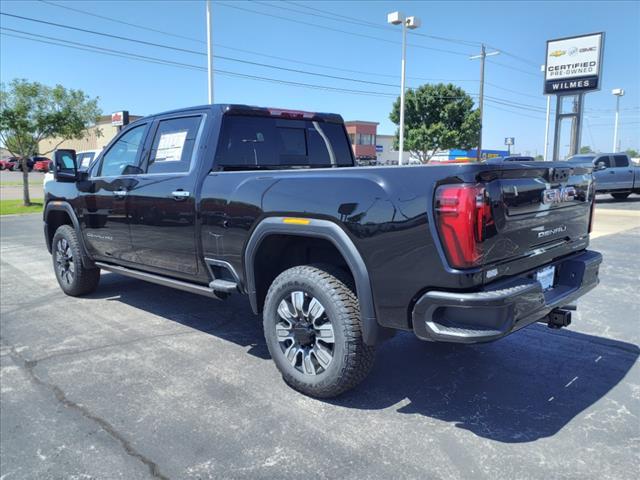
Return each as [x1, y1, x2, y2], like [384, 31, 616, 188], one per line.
[146, 116, 202, 174]
[98, 124, 147, 177]
[594, 156, 611, 168]
[215, 116, 353, 169]
[614, 155, 629, 167]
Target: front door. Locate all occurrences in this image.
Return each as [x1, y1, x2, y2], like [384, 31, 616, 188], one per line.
[127, 113, 206, 280]
[81, 123, 149, 262]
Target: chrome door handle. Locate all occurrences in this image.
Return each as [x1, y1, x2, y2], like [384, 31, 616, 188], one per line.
[113, 189, 128, 198]
[172, 190, 190, 200]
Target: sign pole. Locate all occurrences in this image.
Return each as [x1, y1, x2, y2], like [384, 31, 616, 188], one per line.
[544, 95, 551, 161]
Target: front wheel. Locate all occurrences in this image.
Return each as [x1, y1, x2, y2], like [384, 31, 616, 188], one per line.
[52, 225, 100, 296]
[263, 265, 375, 398]
[611, 192, 630, 200]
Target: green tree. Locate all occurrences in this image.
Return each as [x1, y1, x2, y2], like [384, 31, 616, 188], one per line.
[0, 79, 101, 205]
[389, 83, 480, 163]
[535, 154, 543, 161]
[579, 146, 594, 154]
[625, 148, 638, 158]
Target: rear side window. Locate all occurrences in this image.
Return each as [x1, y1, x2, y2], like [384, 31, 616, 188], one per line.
[146, 116, 202, 174]
[613, 155, 629, 167]
[215, 116, 353, 168]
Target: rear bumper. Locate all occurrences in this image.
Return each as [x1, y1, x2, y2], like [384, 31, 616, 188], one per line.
[412, 250, 602, 343]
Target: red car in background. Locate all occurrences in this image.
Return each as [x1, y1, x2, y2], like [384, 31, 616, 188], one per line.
[33, 158, 52, 172]
[0, 157, 19, 170]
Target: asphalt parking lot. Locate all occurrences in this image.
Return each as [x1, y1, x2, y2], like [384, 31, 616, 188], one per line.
[1, 200, 639, 479]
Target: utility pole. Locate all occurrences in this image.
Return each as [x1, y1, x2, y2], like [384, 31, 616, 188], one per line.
[544, 95, 551, 160]
[470, 45, 499, 161]
[206, 0, 214, 104]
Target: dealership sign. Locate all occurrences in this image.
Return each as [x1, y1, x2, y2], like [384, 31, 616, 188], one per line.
[111, 111, 129, 126]
[544, 32, 604, 94]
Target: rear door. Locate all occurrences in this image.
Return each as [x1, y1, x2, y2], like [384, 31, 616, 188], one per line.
[127, 112, 207, 280]
[480, 163, 593, 268]
[81, 122, 149, 262]
[612, 154, 633, 190]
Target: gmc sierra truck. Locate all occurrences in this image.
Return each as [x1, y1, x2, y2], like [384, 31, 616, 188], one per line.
[45, 104, 602, 398]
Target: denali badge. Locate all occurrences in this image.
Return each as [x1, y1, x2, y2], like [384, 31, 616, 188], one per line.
[537, 225, 567, 238]
[542, 186, 577, 205]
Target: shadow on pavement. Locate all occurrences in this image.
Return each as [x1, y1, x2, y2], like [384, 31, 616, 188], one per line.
[89, 272, 639, 444]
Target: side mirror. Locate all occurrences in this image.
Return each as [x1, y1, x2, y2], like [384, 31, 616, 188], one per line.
[595, 161, 607, 171]
[53, 149, 78, 182]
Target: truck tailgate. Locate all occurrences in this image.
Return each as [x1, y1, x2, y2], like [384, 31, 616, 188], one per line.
[479, 163, 594, 270]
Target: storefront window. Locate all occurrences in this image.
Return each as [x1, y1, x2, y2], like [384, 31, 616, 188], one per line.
[356, 133, 375, 145]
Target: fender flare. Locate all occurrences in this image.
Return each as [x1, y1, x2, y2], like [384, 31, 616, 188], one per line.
[44, 201, 95, 268]
[244, 217, 381, 345]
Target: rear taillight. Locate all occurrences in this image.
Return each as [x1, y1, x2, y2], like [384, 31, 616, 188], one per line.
[435, 184, 494, 269]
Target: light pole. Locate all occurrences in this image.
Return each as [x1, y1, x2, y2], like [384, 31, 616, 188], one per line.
[541, 65, 551, 161]
[387, 11, 421, 165]
[206, 0, 214, 104]
[470, 45, 499, 161]
[612, 88, 624, 152]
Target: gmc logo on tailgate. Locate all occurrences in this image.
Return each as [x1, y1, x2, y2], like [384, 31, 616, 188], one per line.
[542, 186, 577, 205]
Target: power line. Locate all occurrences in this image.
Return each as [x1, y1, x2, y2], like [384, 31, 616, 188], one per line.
[487, 58, 540, 77]
[282, 0, 539, 67]
[0, 30, 397, 97]
[265, 0, 481, 47]
[0, 12, 472, 90]
[37, 0, 477, 83]
[485, 81, 542, 100]
[3, 25, 556, 116]
[216, 1, 473, 57]
[38, 0, 205, 44]
[0, 12, 205, 55]
[484, 103, 546, 120]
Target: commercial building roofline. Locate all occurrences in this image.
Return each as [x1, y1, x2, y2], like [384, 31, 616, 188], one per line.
[344, 120, 380, 126]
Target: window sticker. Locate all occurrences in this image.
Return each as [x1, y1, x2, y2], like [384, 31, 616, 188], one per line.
[156, 130, 188, 162]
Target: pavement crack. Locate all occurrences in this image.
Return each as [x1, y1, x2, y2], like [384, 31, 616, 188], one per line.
[4, 343, 171, 480]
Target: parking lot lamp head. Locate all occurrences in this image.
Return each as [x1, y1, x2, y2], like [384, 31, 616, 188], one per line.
[387, 11, 421, 165]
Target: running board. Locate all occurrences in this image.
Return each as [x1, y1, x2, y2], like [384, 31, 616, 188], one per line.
[95, 262, 224, 300]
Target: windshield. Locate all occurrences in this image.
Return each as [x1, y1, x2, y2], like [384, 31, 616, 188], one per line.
[568, 155, 596, 163]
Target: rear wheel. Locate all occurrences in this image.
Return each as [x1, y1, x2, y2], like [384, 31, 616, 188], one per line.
[52, 225, 100, 296]
[263, 265, 375, 398]
[611, 192, 630, 200]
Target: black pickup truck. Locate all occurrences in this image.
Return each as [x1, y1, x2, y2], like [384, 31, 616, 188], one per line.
[45, 104, 602, 397]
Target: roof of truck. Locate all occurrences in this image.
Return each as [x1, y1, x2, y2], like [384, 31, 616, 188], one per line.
[133, 104, 344, 124]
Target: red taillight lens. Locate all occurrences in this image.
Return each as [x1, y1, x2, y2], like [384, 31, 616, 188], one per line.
[435, 184, 493, 269]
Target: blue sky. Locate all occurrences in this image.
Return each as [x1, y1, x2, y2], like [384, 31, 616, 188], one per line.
[1, 0, 638, 156]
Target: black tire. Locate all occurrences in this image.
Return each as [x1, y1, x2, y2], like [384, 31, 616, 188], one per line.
[52, 225, 100, 296]
[611, 192, 630, 200]
[263, 265, 375, 398]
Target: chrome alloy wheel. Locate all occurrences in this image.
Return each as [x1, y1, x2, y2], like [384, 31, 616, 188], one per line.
[276, 291, 335, 376]
[55, 238, 75, 285]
